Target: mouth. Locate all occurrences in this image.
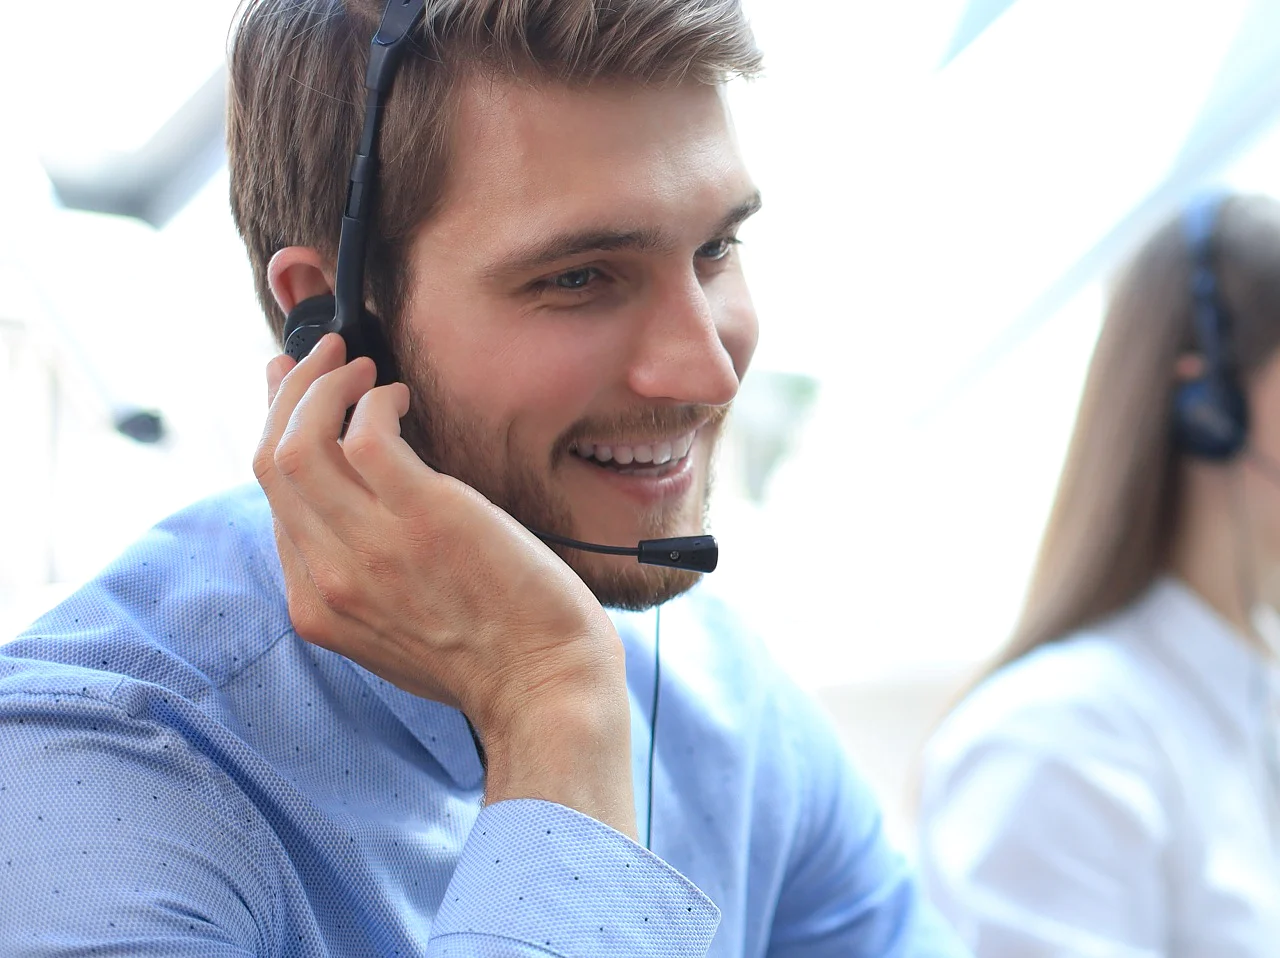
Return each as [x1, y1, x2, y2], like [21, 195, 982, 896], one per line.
[568, 430, 697, 477]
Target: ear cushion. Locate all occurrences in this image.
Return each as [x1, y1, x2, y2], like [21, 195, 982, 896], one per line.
[282, 294, 399, 387]
[283, 294, 337, 364]
[1173, 376, 1248, 460]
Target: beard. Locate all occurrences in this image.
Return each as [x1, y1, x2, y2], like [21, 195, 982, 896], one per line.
[394, 336, 725, 611]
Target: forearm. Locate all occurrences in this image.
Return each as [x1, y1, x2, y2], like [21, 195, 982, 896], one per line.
[476, 654, 637, 840]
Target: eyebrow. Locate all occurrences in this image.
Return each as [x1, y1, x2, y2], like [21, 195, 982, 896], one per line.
[483, 189, 764, 281]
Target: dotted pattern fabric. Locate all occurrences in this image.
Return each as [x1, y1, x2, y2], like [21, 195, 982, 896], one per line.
[0, 485, 968, 957]
[432, 801, 717, 956]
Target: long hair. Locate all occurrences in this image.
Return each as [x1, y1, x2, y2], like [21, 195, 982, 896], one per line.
[988, 193, 1280, 675]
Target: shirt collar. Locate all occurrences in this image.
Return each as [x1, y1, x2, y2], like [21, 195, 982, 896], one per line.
[349, 610, 660, 792]
[350, 667, 486, 790]
[1136, 576, 1280, 739]
[253, 499, 485, 789]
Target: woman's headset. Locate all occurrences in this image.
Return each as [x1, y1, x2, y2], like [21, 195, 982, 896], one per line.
[1174, 191, 1251, 461]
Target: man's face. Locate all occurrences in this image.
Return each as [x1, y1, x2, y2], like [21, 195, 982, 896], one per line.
[395, 76, 760, 610]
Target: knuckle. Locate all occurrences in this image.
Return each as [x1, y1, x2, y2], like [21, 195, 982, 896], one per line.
[286, 592, 329, 643]
[342, 430, 382, 467]
[309, 566, 354, 617]
[274, 437, 307, 480]
[251, 443, 276, 485]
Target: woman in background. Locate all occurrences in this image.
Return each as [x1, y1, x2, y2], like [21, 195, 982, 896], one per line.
[918, 191, 1280, 957]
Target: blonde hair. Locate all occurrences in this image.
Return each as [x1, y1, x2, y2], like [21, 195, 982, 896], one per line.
[227, 0, 763, 344]
[990, 193, 1280, 674]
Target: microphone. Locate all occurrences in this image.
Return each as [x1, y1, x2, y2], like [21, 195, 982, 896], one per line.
[531, 529, 719, 574]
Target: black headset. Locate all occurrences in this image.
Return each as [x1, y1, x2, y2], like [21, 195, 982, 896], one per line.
[1173, 191, 1250, 461]
[281, 0, 416, 388]
[281, 0, 717, 574]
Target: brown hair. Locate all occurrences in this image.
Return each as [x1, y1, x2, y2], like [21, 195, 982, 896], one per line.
[226, 0, 763, 345]
[988, 193, 1280, 676]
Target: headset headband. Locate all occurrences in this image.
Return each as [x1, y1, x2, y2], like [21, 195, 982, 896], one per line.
[332, 0, 428, 336]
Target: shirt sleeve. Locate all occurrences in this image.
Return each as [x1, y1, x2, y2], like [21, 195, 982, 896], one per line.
[917, 729, 1170, 958]
[0, 690, 273, 956]
[429, 799, 720, 958]
[766, 691, 971, 958]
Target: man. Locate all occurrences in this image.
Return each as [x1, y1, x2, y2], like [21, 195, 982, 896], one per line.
[0, 0, 967, 955]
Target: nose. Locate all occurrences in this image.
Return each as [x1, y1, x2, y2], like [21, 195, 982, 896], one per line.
[626, 274, 754, 407]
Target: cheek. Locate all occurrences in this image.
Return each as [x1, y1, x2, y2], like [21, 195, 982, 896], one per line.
[428, 315, 616, 440]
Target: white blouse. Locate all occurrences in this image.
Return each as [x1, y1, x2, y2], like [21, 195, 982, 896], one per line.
[919, 577, 1280, 957]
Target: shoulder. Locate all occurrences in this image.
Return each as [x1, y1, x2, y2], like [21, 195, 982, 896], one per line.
[920, 607, 1184, 850]
[660, 585, 866, 822]
[661, 585, 831, 739]
[2, 484, 291, 703]
[928, 619, 1171, 775]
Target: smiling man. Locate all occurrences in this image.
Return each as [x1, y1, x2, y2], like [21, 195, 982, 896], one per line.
[0, 1, 967, 956]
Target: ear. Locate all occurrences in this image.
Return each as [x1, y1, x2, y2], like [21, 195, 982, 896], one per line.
[1175, 353, 1206, 381]
[267, 247, 335, 315]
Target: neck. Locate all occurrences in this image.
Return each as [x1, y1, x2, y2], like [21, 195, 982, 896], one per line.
[1170, 467, 1274, 657]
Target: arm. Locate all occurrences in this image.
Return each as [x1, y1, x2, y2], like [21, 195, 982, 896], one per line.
[255, 336, 636, 836]
[917, 732, 1170, 958]
[258, 337, 722, 957]
[427, 801, 719, 957]
[0, 695, 269, 956]
[767, 693, 970, 958]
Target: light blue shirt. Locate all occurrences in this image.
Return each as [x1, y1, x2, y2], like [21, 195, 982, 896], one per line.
[0, 485, 966, 957]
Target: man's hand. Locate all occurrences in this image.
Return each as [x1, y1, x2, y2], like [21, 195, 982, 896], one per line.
[253, 333, 637, 839]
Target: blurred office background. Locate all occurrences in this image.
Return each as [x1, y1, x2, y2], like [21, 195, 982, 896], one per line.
[5, 0, 1280, 846]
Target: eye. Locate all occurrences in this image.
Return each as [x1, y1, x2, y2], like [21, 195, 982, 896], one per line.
[696, 237, 740, 262]
[553, 267, 600, 290]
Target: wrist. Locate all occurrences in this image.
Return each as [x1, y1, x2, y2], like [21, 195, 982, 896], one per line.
[474, 647, 637, 840]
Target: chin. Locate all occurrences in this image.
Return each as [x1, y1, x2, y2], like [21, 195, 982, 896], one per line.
[555, 497, 710, 610]
[567, 552, 703, 612]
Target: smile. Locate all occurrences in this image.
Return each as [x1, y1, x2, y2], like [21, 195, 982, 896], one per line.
[569, 431, 697, 474]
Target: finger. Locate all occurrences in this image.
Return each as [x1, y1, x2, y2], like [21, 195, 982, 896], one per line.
[254, 334, 345, 494]
[253, 334, 351, 565]
[266, 354, 296, 406]
[258, 333, 348, 475]
[342, 382, 438, 515]
[275, 356, 382, 522]
[272, 517, 355, 652]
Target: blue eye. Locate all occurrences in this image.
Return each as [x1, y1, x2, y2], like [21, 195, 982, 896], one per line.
[554, 267, 599, 290]
[697, 237, 740, 261]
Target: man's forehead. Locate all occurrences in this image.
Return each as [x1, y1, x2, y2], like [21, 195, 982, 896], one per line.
[432, 74, 751, 237]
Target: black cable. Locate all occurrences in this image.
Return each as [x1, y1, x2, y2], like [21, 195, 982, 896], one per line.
[533, 529, 639, 558]
[646, 604, 662, 850]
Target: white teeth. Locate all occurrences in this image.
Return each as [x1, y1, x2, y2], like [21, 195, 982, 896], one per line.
[571, 430, 698, 467]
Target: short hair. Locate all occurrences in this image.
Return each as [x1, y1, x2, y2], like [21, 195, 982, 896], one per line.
[227, 0, 764, 344]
